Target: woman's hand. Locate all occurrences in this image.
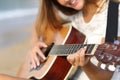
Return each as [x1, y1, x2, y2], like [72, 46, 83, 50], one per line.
[67, 47, 90, 67]
[29, 41, 47, 69]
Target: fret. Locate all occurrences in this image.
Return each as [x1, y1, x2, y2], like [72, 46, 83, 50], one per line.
[85, 45, 90, 54]
[76, 44, 80, 51]
[68, 45, 73, 54]
[72, 44, 76, 53]
[74, 44, 81, 53]
[86, 44, 95, 54]
[71, 44, 78, 54]
[64, 45, 71, 55]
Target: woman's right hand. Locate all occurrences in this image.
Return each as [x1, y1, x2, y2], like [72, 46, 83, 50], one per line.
[29, 41, 47, 69]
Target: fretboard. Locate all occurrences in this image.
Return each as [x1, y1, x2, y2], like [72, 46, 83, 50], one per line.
[48, 44, 98, 56]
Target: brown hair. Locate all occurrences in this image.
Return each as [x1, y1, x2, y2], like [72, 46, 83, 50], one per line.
[35, 0, 61, 38]
[35, 0, 110, 38]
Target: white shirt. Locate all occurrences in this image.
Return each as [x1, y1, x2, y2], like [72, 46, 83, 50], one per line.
[71, 6, 120, 44]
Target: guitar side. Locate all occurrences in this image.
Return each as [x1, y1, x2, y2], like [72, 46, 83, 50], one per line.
[17, 24, 86, 80]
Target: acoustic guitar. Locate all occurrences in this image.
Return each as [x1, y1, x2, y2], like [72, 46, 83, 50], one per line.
[17, 24, 120, 80]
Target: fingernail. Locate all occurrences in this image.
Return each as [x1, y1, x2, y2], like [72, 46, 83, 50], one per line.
[30, 65, 33, 69]
[43, 57, 46, 60]
[37, 62, 40, 66]
[67, 56, 69, 60]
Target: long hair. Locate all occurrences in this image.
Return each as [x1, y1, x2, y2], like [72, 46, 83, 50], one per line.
[35, 0, 114, 38]
[35, 0, 61, 38]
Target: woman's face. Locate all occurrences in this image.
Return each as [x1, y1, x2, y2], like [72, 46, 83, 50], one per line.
[57, 0, 85, 10]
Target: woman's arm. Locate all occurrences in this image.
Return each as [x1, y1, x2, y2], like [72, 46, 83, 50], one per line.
[67, 47, 114, 80]
[0, 74, 30, 80]
[82, 61, 113, 80]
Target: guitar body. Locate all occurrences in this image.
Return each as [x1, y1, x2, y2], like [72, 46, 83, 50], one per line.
[17, 25, 86, 80]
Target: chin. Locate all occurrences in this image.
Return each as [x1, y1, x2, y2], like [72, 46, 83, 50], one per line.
[74, 6, 84, 11]
[73, 2, 84, 10]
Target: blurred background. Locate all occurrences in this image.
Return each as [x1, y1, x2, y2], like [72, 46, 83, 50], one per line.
[0, 0, 39, 76]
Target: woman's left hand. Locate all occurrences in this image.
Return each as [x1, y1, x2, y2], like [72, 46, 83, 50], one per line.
[67, 47, 90, 67]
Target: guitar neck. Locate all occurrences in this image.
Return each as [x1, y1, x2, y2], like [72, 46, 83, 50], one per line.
[48, 44, 98, 56]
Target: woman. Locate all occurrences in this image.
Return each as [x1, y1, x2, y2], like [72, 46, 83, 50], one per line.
[0, 0, 120, 80]
[29, 0, 120, 80]
[30, 0, 120, 80]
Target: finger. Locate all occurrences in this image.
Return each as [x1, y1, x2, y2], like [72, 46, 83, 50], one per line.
[30, 57, 36, 69]
[86, 56, 91, 63]
[38, 42, 47, 48]
[74, 53, 80, 66]
[35, 47, 46, 60]
[85, 55, 92, 64]
[67, 54, 75, 65]
[79, 47, 87, 66]
[30, 48, 40, 69]
[33, 53, 40, 66]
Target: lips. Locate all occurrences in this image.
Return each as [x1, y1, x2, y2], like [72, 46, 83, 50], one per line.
[71, 0, 77, 4]
[70, 0, 78, 7]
